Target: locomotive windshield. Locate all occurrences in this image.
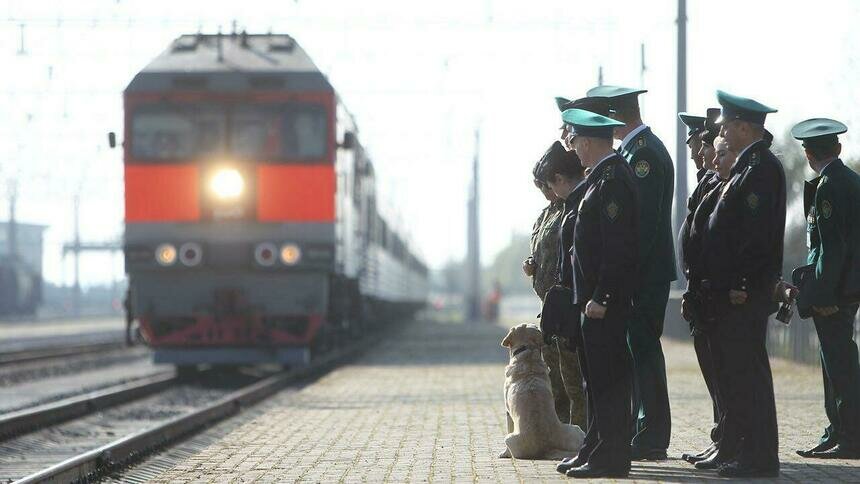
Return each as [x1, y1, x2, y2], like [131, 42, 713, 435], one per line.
[131, 102, 329, 161]
[132, 104, 226, 160]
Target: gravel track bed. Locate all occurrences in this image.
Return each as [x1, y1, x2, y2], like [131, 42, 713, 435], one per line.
[0, 370, 262, 483]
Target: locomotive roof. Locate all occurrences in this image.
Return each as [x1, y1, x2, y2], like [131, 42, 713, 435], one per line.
[126, 33, 333, 93]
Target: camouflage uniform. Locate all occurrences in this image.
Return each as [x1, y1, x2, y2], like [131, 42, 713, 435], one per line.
[531, 201, 586, 427]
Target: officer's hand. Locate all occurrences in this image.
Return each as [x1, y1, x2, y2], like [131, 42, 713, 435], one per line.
[729, 290, 747, 305]
[584, 300, 607, 319]
[522, 257, 535, 277]
[813, 305, 839, 317]
[772, 280, 799, 303]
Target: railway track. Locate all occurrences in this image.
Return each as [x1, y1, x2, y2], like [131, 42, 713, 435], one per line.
[3, 342, 363, 483]
[0, 342, 126, 368]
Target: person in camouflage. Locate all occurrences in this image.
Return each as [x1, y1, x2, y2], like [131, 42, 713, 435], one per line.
[524, 141, 586, 427]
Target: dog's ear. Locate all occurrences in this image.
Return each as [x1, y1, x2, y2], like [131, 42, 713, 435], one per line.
[501, 327, 515, 348]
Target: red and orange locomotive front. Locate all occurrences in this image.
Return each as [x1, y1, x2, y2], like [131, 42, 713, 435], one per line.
[123, 33, 355, 366]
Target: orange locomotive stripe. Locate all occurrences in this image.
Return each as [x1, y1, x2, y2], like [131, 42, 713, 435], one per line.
[257, 164, 335, 222]
[125, 164, 200, 222]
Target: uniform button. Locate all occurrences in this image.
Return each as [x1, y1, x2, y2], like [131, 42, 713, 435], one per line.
[605, 294, 610, 298]
[742, 286, 747, 290]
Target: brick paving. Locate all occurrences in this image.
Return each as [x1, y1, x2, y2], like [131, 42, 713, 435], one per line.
[147, 319, 860, 483]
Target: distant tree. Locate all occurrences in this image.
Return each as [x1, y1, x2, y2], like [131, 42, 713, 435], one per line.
[482, 233, 533, 296]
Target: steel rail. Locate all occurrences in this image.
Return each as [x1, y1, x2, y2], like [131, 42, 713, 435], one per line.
[13, 343, 363, 484]
[0, 371, 176, 441]
[0, 342, 126, 367]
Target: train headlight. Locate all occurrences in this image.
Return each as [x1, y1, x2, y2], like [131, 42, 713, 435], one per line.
[155, 243, 177, 266]
[255, 242, 277, 267]
[280, 244, 302, 265]
[210, 168, 244, 200]
[179, 242, 203, 267]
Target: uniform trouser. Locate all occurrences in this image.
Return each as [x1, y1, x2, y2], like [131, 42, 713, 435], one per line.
[813, 304, 860, 450]
[711, 305, 779, 469]
[577, 304, 633, 469]
[542, 339, 587, 428]
[628, 281, 672, 451]
[692, 328, 723, 445]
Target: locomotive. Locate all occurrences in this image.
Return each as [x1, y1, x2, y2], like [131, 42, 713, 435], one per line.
[118, 32, 428, 367]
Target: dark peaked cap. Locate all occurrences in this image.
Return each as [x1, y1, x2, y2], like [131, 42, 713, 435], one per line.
[561, 96, 613, 117]
[678, 112, 706, 143]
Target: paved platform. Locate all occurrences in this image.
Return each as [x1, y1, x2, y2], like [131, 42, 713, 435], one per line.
[146, 319, 860, 483]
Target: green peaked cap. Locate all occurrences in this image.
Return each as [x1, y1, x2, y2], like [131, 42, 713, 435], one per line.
[586, 85, 647, 98]
[716, 90, 777, 125]
[791, 118, 847, 140]
[562, 108, 624, 139]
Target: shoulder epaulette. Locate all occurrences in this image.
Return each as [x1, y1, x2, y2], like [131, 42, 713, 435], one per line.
[602, 164, 615, 181]
[749, 150, 760, 167]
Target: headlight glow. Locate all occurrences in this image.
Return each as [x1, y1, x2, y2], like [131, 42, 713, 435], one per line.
[280, 244, 302, 265]
[210, 168, 244, 200]
[155, 243, 177, 266]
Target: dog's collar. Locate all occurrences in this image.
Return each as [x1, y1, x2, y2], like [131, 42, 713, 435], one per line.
[512, 345, 530, 357]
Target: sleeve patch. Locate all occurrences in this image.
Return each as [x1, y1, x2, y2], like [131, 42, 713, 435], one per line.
[604, 200, 620, 221]
[634, 160, 651, 178]
[820, 199, 832, 219]
[746, 192, 759, 211]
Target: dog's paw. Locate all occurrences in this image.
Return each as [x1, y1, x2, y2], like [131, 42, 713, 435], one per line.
[498, 448, 512, 459]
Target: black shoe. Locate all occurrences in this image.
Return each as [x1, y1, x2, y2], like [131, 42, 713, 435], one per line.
[566, 463, 629, 479]
[631, 447, 668, 461]
[683, 444, 716, 463]
[717, 461, 779, 478]
[797, 441, 837, 458]
[694, 452, 727, 470]
[556, 454, 587, 474]
[809, 444, 860, 459]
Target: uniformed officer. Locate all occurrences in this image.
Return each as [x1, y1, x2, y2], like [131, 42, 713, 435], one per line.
[557, 108, 636, 478]
[586, 85, 675, 460]
[528, 141, 587, 427]
[792, 118, 860, 459]
[696, 90, 784, 477]
[679, 108, 725, 465]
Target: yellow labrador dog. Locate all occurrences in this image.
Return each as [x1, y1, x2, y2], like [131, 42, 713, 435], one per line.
[499, 323, 584, 460]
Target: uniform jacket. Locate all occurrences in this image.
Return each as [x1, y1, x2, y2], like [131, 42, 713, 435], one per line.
[530, 201, 564, 300]
[700, 140, 786, 308]
[679, 170, 718, 282]
[557, 181, 588, 289]
[571, 153, 639, 307]
[619, 126, 678, 285]
[797, 159, 860, 309]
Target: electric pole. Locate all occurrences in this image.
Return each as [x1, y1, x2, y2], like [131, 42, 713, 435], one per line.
[466, 128, 481, 323]
[675, 0, 688, 285]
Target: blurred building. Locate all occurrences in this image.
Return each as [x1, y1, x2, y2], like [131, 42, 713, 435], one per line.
[0, 222, 45, 316]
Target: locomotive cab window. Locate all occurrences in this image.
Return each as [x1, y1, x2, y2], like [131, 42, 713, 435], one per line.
[233, 103, 328, 161]
[131, 104, 226, 160]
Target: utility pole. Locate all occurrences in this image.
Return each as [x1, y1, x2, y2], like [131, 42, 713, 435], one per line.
[597, 65, 604, 86]
[466, 128, 481, 323]
[675, 0, 688, 286]
[73, 193, 81, 316]
[7, 181, 17, 262]
[640, 43, 647, 89]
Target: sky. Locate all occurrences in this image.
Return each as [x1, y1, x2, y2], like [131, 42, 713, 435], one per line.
[0, 0, 859, 287]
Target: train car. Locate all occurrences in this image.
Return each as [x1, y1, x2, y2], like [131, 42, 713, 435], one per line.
[119, 32, 428, 367]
